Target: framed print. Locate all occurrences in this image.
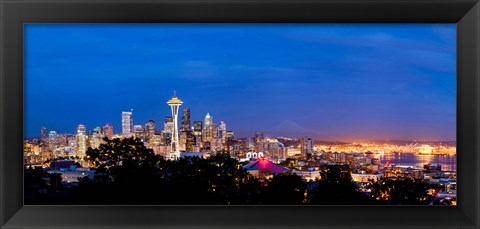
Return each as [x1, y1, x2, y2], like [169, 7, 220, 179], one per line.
[1, 0, 479, 228]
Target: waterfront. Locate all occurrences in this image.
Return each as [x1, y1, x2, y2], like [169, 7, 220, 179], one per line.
[366, 152, 457, 171]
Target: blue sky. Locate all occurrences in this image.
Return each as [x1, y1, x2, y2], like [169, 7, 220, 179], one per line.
[24, 24, 456, 141]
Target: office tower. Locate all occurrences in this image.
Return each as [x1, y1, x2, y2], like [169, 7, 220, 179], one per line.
[163, 131, 172, 145]
[254, 131, 264, 153]
[219, 121, 227, 145]
[76, 124, 87, 158]
[166, 91, 183, 157]
[186, 131, 196, 152]
[48, 130, 58, 151]
[164, 117, 174, 132]
[179, 131, 187, 151]
[103, 124, 113, 140]
[91, 126, 103, 149]
[193, 121, 203, 148]
[145, 120, 156, 142]
[41, 127, 47, 141]
[122, 110, 133, 138]
[203, 113, 214, 142]
[181, 107, 191, 131]
[134, 125, 146, 140]
[48, 130, 57, 140]
[300, 136, 314, 154]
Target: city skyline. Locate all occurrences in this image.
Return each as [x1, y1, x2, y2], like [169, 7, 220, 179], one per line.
[25, 24, 456, 141]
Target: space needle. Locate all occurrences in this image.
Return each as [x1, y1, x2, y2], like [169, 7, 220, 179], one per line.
[167, 91, 183, 159]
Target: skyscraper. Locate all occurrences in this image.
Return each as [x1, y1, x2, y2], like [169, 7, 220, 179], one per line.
[134, 125, 146, 140]
[164, 117, 174, 132]
[300, 136, 314, 154]
[186, 131, 196, 152]
[48, 130, 58, 151]
[219, 121, 227, 145]
[122, 110, 133, 138]
[193, 121, 203, 148]
[91, 126, 103, 149]
[41, 127, 47, 141]
[103, 124, 113, 140]
[145, 120, 156, 142]
[181, 107, 191, 131]
[76, 124, 87, 158]
[166, 91, 183, 158]
[203, 113, 214, 143]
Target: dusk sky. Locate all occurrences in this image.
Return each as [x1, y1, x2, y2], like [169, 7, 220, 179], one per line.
[24, 24, 456, 141]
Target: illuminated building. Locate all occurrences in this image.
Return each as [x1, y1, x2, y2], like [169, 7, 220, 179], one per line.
[226, 131, 234, 141]
[166, 91, 183, 159]
[134, 125, 146, 140]
[292, 169, 321, 182]
[181, 107, 190, 131]
[41, 127, 47, 141]
[89, 126, 103, 149]
[103, 124, 113, 140]
[164, 117, 173, 132]
[145, 120, 156, 142]
[48, 130, 58, 151]
[219, 121, 227, 145]
[163, 131, 172, 145]
[300, 136, 314, 154]
[76, 124, 87, 158]
[193, 121, 202, 147]
[351, 173, 384, 183]
[243, 158, 289, 179]
[179, 131, 187, 151]
[121, 110, 133, 138]
[203, 113, 215, 143]
[186, 131, 196, 151]
[383, 166, 423, 180]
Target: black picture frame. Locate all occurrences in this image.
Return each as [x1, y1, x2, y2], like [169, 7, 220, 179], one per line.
[1, 0, 479, 228]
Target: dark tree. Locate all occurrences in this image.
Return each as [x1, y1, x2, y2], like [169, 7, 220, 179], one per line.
[260, 173, 307, 205]
[368, 178, 434, 205]
[309, 165, 368, 204]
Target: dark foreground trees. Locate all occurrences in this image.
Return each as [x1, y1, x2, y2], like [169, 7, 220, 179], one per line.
[368, 178, 435, 205]
[309, 165, 370, 204]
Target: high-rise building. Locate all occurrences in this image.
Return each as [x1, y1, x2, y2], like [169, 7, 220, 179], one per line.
[91, 126, 103, 149]
[300, 136, 314, 154]
[134, 125, 146, 140]
[145, 120, 156, 142]
[122, 110, 133, 138]
[219, 121, 227, 145]
[166, 91, 183, 158]
[254, 131, 265, 153]
[41, 127, 47, 141]
[181, 107, 190, 131]
[76, 124, 87, 158]
[203, 113, 214, 142]
[48, 130, 58, 151]
[186, 131, 196, 152]
[103, 124, 113, 140]
[193, 121, 203, 148]
[164, 117, 174, 132]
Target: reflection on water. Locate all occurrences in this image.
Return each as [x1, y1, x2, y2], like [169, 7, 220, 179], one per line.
[365, 153, 456, 171]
